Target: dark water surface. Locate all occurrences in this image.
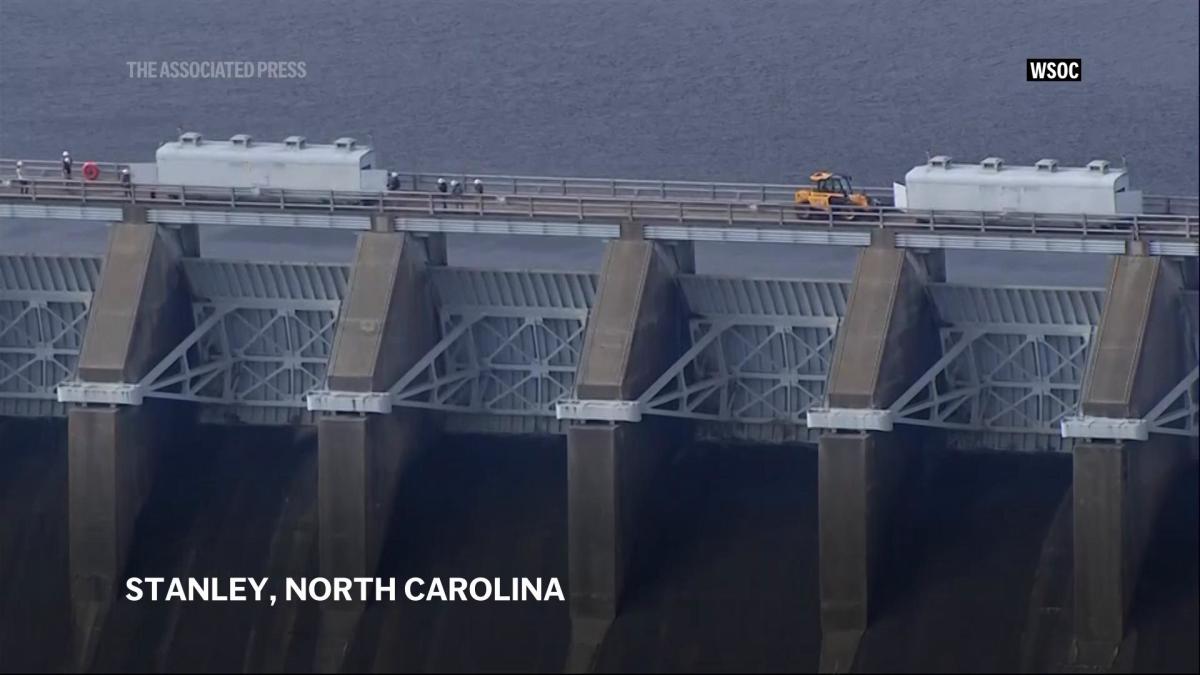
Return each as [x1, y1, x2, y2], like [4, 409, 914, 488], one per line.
[2, 0, 1198, 282]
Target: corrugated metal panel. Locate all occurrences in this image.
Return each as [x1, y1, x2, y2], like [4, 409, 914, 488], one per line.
[646, 226, 871, 246]
[0, 255, 101, 293]
[149, 208, 370, 230]
[431, 268, 597, 310]
[897, 234, 1127, 255]
[0, 204, 122, 221]
[184, 259, 350, 301]
[929, 284, 1105, 325]
[1149, 241, 1200, 257]
[396, 218, 620, 239]
[680, 276, 849, 317]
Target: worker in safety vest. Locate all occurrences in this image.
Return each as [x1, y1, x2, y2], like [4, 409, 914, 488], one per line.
[61, 151, 72, 179]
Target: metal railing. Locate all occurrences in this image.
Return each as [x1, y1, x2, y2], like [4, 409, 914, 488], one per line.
[0, 158, 127, 180]
[1, 177, 1196, 241]
[3, 157, 1195, 215]
[391, 171, 1198, 215]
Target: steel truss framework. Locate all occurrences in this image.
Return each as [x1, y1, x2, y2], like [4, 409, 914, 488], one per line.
[639, 316, 839, 427]
[1144, 292, 1200, 437]
[0, 291, 92, 416]
[129, 299, 340, 425]
[888, 325, 1094, 451]
[0, 255, 99, 418]
[389, 307, 589, 424]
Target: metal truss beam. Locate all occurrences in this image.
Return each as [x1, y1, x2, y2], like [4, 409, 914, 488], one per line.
[637, 316, 839, 424]
[1063, 365, 1200, 440]
[1, 293, 91, 412]
[59, 299, 340, 422]
[884, 324, 1093, 440]
[366, 307, 590, 417]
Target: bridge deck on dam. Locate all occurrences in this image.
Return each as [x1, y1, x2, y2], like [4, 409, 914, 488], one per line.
[1, 166, 1198, 257]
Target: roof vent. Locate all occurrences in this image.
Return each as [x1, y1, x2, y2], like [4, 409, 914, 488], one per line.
[1086, 159, 1110, 174]
[283, 135, 307, 150]
[333, 137, 357, 151]
[178, 131, 203, 146]
[230, 134, 253, 148]
[928, 155, 953, 169]
[980, 157, 1004, 172]
[1035, 158, 1059, 172]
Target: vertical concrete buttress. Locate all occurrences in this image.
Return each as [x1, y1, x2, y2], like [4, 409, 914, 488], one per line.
[314, 227, 438, 671]
[68, 206, 194, 670]
[566, 239, 687, 672]
[817, 243, 941, 673]
[1071, 254, 1188, 668]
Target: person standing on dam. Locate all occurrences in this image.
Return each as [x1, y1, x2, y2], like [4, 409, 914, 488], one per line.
[15, 160, 28, 194]
[437, 177, 448, 210]
[61, 151, 72, 179]
[120, 168, 132, 198]
[387, 171, 401, 191]
[450, 179, 464, 209]
[473, 178, 484, 195]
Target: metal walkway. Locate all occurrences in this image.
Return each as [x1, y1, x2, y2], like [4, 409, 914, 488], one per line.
[4, 158, 1198, 214]
[1, 164, 1197, 257]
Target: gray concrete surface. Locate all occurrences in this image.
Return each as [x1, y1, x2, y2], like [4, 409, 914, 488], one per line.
[816, 243, 942, 672]
[66, 209, 195, 671]
[1072, 254, 1191, 669]
[567, 239, 688, 671]
[315, 231, 441, 672]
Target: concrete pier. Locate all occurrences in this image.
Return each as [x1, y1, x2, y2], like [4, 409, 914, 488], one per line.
[1071, 254, 1189, 669]
[67, 207, 194, 670]
[566, 238, 688, 671]
[816, 240, 941, 672]
[314, 228, 438, 671]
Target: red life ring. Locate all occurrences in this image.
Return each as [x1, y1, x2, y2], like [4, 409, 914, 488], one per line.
[82, 161, 100, 181]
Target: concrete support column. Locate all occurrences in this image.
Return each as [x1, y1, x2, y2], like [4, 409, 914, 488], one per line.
[68, 207, 194, 670]
[816, 243, 940, 673]
[314, 231, 438, 671]
[566, 239, 687, 672]
[1071, 254, 1188, 668]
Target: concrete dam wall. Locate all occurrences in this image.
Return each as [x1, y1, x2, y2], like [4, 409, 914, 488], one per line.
[0, 213, 1197, 672]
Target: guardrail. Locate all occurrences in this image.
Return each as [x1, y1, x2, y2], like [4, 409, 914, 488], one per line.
[3, 157, 1196, 215]
[390, 171, 1198, 216]
[1, 177, 1196, 241]
[0, 158, 127, 180]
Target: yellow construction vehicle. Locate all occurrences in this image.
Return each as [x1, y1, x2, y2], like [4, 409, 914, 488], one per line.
[794, 171, 874, 218]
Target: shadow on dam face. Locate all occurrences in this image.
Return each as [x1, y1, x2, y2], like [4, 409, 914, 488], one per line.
[0, 419, 1196, 673]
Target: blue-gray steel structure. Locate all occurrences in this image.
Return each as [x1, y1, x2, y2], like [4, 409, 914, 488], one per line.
[5, 252, 1196, 450]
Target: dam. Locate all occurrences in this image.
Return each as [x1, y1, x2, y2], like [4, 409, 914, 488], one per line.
[0, 163, 1197, 672]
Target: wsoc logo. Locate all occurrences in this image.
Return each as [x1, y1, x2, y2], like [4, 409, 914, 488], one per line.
[1027, 59, 1082, 81]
